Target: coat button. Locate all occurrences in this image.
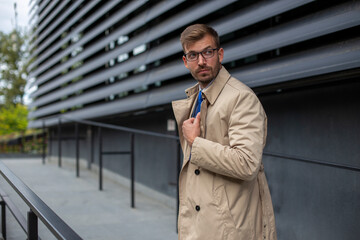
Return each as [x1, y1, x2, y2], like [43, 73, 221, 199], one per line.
[195, 205, 200, 211]
[194, 169, 200, 175]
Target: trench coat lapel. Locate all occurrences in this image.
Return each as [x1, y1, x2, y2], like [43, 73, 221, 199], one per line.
[172, 84, 199, 167]
[202, 67, 231, 106]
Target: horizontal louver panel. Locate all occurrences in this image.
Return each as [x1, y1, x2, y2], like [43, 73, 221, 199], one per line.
[28, 37, 360, 121]
[29, 0, 182, 84]
[235, 38, 360, 88]
[29, 1, 85, 53]
[29, 0, 236, 95]
[29, 0, 149, 75]
[27, 0, 360, 128]
[28, 80, 194, 128]
[29, 1, 100, 65]
[29, 0, 312, 108]
[29, 1, 359, 110]
[33, 0, 60, 32]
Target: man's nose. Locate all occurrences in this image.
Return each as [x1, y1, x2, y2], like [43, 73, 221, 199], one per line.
[198, 53, 207, 65]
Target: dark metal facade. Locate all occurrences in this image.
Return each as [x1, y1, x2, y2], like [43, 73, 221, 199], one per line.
[27, 0, 360, 239]
[27, 0, 360, 127]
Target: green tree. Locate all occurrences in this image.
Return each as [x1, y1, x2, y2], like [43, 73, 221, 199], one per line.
[0, 29, 30, 106]
[0, 104, 28, 135]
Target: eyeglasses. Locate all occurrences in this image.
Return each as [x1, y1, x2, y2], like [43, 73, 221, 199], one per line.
[183, 48, 219, 62]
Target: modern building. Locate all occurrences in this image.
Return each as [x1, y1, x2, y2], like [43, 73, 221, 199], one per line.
[27, 0, 360, 239]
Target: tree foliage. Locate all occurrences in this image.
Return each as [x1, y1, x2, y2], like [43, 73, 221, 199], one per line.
[0, 29, 30, 106]
[0, 103, 28, 135]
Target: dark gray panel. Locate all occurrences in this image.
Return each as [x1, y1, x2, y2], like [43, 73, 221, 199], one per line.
[30, 0, 359, 100]
[28, 79, 194, 128]
[29, 35, 360, 118]
[261, 81, 360, 239]
[29, 72, 148, 118]
[30, 1, 102, 59]
[29, 0, 183, 84]
[264, 156, 360, 240]
[29, 1, 86, 54]
[30, 0, 236, 96]
[35, 0, 50, 18]
[261, 81, 360, 168]
[224, 1, 360, 63]
[34, 0, 305, 68]
[31, 0, 184, 74]
[29, 49, 183, 109]
[213, 0, 314, 36]
[30, 0, 149, 76]
[233, 38, 360, 87]
[29, 0, 316, 107]
[29, 64, 149, 109]
[146, 79, 194, 108]
[34, 0, 61, 33]
[33, 0, 71, 38]
[145, 61, 186, 85]
[29, 0, 84, 66]
[28, 60, 186, 117]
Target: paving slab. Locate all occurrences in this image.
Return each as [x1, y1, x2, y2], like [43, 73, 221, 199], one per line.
[0, 158, 178, 240]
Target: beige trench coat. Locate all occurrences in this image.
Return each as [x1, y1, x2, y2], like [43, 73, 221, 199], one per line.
[172, 67, 276, 240]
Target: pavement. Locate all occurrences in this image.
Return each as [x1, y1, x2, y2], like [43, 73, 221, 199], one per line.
[0, 158, 178, 240]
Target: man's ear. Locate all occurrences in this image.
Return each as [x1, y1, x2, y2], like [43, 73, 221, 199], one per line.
[218, 48, 224, 63]
[183, 55, 189, 69]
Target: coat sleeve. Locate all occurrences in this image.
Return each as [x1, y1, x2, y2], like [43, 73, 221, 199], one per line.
[190, 91, 267, 181]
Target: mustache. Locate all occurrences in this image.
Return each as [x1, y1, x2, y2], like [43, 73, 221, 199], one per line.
[196, 67, 211, 73]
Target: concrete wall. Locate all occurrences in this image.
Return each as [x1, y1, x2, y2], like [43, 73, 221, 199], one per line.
[260, 80, 360, 240]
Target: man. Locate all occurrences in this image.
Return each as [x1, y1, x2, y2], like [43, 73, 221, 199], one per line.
[172, 24, 277, 240]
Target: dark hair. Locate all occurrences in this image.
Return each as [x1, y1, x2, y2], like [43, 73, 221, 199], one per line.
[180, 24, 220, 52]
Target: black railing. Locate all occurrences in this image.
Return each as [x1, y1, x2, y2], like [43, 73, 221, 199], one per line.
[263, 151, 360, 172]
[0, 161, 82, 240]
[43, 116, 181, 217]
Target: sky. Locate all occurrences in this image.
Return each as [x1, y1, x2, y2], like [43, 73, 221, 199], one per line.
[0, 0, 30, 33]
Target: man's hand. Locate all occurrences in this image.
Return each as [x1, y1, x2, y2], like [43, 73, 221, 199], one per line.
[182, 112, 201, 147]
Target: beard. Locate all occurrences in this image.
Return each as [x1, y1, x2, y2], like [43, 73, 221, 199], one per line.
[190, 63, 222, 86]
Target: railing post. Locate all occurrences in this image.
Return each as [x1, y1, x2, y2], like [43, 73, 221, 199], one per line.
[176, 140, 181, 232]
[58, 118, 62, 168]
[1, 200, 6, 240]
[42, 120, 46, 165]
[27, 210, 38, 240]
[75, 123, 80, 178]
[89, 125, 94, 169]
[130, 133, 135, 208]
[49, 128, 52, 161]
[98, 127, 103, 191]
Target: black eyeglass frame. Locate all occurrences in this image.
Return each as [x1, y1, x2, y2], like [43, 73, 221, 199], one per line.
[183, 48, 220, 62]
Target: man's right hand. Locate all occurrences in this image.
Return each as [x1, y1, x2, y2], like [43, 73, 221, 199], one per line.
[182, 112, 201, 146]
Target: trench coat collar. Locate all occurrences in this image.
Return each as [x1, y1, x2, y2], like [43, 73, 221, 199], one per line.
[184, 66, 231, 105]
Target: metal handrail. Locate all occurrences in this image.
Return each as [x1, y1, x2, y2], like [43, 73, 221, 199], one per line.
[0, 160, 82, 240]
[61, 116, 179, 140]
[43, 115, 182, 232]
[263, 151, 360, 172]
